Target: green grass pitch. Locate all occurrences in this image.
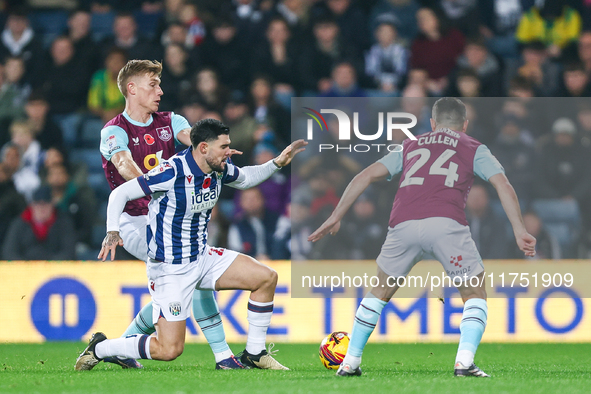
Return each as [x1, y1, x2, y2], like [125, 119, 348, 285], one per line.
[1, 343, 590, 393]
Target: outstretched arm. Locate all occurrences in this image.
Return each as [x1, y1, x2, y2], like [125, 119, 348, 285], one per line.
[489, 173, 536, 257]
[308, 162, 390, 242]
[98, 179, 146, 261]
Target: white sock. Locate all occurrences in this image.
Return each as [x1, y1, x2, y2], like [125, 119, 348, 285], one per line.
[342, 354, 362, 370]
[455, 350, 474, 367]
[245, 299, 273, 355]
[95, 334, 152, 360]
[214, 349, 234, 363]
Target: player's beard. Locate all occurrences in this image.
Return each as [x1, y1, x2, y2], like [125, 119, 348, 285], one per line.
[206, 156, 226, 172]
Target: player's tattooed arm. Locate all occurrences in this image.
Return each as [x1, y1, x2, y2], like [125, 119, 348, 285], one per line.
[309, 162, 389, 242]
[98, 231, 124, 261]
[112, 150, 144, 181]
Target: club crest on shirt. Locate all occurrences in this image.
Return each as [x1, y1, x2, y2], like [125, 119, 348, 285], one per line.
[157, 126, 173, 142]
[169, 302, 181, 316]
[144, 134, 155, 145]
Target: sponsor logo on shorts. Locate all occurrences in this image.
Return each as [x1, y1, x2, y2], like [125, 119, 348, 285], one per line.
[157, 126, 173, 142]
[169, 302, 181, 316]
[150, 281, 155, 291]
[450, 255, 463, 268]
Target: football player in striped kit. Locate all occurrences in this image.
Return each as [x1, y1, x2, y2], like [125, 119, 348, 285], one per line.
[99, 60, 242, 370]
[77, 118, 306, 371]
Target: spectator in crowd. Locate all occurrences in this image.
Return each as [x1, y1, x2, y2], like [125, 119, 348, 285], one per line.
[178, 2, 206, 48]
[228, 187, 280, 261]
[535, 117, 591, 236]
[410, 7, 465, 96]
[43, 36, 89, 148]
[437, 0, 480, 37]
[516, 1, 581, 58]
[478, 0, 522, 59]
[298, 16, 359, 93]
[311, 0, 369, 54]
[159, 43, 192, 112]
[207, 206, 230, 249]
[222, 94, 259, 166]
[200, 18, 249, 92]
[369, 0, 420, 45]
[451, 36, 502, 97]
[101, 13, 157, 61]
[321, 61, 366, 97]
[510, 211, 561, 260]
[3, 56, 31, 111]
[159, 21, 200, 69]
[87, 47, 127, 123]
[251, 17, 298, 96]
[178, 95, 207, 125]
[0, 60, 26, 133]
[556, 62, 591, 97]
[505, 41, 561, 97]
[8, 122, 41, 200]
[2, 185, 76, 260]
[576, 101, 591, 145]
[341, 189, 387, 260]
[46, 163, 97, 249]
[576, 31, 591, 74]
[399, 84, 431, 135]
[273, 0, 309, 39]
[67, 8, 99, 81]
[365, 14, 408, 94]
[465, 183, 509, 259]
[230, 0, 269, 48]
[183, 67, 230, 114]
[23, 92, 63, 151]
[490, 114, 536, 203]
[0, 162, 26, 255]
[247, 75, 290, 144]
[0, 8, 43, 87]
[272, 201, 293, 261]
[234, 142, 290, 218]
[448, 68, 482, 97]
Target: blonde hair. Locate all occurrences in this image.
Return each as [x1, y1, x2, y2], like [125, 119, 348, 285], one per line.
[9, 120, 33, 137]
[117, 59, 163, 97]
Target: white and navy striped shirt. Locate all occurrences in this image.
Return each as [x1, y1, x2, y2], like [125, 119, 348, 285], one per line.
[137, 147, 240, 264]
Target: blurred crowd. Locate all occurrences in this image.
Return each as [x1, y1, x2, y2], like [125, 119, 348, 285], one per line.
[0, 0, 590, 261]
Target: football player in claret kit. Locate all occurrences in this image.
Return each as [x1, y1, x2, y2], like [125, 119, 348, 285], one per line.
[309, 98, 536, 377]
[77, 119, 306, 370]
[99, 59, 242, 369]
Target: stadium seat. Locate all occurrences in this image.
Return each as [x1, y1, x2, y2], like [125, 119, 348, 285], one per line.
[133, 10, 162, 41]
[79, 116, 105, 148]
[29, 11, 68, 48]
[532, 199, 581, 257]
[91, 11, 115, 42]
[70, 148, 104, 173]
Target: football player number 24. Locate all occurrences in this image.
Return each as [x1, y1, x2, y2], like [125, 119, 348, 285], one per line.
[400, 148, 459, 188]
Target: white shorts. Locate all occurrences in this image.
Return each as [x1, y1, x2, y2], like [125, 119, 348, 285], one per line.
[146, 245, 238, 323]
[120, 213, 148, 262]
[376, 217, 484, 279]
